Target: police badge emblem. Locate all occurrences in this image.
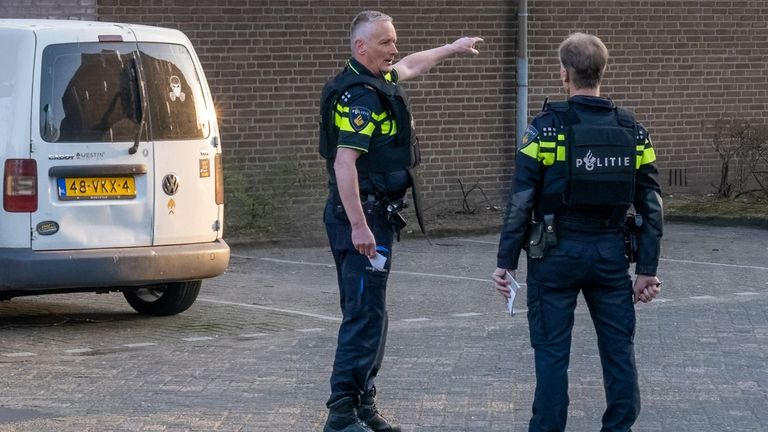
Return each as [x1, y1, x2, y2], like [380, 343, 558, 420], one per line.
[350, 106, 372, 132]
[520, 124, 539, 149]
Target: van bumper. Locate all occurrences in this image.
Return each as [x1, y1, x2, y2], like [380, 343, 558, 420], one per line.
[0, 240, 230, 291]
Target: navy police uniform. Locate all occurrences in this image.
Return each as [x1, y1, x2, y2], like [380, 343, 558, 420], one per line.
[321, 58, 415, 409]
[497, 95, 663, 432]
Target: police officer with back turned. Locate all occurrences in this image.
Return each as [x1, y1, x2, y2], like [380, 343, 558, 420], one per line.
[319, 10, 482, 432]
[492, 32, 663, 432]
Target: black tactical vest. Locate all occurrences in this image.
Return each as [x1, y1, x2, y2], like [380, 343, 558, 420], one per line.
[319, 68, 420, 172]
[549, 101, 637, 208]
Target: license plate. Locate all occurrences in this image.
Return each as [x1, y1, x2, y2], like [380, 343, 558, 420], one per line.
[57, 176, 136, 200]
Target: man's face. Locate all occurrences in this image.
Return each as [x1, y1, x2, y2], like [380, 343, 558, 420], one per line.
[358, 20, 399, 74]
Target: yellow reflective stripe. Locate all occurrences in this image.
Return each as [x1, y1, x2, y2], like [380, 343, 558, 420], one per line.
[335, 113, 375, 136]
[541, 152, 555, 166]
[372, 112, 388, 121]
[634, 140, 656, 168]
[640, 146, 656, 165]
[557, 145, 566, 161]
[554, 133, 567, 161]
[335, 103, 349, 113]
[538, 141, 556, 166]
[520, 142, 540, 159]
[380, 120, 397, 135]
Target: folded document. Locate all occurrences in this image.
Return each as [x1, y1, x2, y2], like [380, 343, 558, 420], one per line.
[505, 271, 521, 316]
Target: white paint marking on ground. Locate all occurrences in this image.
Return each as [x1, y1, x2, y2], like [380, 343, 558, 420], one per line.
[182, 336, 214, 342]
[199, 297, 341, 322]
[296, 328, 324, 333]
[64, 348, 93, 354]
[454, 238, 498, 245]
[238, 256, 335, 268]
[452, 312, 483, 317]
[660, 257, 768, 271]
[252, 256, 501, 284]
[652, 298, 672, 303]
[123, 342, 157, 348]
[238, 333, 268, 338]
[2, 352, 36, 358]
[734, 292, 759, 296]
[402, 318, 431, 322]
[690, 295, 717, 300]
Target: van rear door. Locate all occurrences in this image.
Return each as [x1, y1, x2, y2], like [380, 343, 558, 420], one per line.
[31, 25, 154, 251]
[130, 27, 221, 246]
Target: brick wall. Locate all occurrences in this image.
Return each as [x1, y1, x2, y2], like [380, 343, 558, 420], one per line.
[0, 0, 97, 20]
[5, 1, 768, 235]
[528, 0, 768, 192]
[93, 0, 515, 234]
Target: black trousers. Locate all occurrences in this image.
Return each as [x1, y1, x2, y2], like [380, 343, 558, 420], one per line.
[526, 231, 640, 432]
[324, 196, 394, 406]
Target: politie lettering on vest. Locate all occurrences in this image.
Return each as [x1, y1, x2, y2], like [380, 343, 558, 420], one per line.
[575, 150, 632, 171]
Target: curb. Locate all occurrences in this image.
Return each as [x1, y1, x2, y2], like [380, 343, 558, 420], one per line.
[665, 215, 768, 230]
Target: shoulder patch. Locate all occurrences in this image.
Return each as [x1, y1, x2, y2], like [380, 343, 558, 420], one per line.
[521, 124, 539, 147]
[349, 106, 372, 132]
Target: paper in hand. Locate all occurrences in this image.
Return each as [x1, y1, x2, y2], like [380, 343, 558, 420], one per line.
[505, 271, 521, 316]
[368, 252, 387, 271]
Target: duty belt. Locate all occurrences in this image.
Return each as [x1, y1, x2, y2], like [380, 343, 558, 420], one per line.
[557, 215, 624, 234]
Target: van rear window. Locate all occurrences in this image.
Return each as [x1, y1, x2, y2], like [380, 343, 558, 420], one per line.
[40, 42, 209, 143]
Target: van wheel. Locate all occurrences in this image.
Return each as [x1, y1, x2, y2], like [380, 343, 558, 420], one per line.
[123, 281, 201, 316]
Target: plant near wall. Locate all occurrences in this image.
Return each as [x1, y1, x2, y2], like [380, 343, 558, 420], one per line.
[457, 178, 494, 214]
[223, 166, 277, 235]
[223, 155, 326, 237]
[710, 117, 768, 198]
[746, 131, 768, 199]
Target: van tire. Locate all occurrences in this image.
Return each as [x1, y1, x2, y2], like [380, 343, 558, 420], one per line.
[123, 280, 201, 316]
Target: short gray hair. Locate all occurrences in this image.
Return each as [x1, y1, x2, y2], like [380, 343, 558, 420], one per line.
[349, 10, 393, 51]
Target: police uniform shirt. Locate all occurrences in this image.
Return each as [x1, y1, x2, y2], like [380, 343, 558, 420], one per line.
[329, 58, 404, 195]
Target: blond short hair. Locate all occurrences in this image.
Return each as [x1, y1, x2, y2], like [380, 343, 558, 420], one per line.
[559, 32, 609, 89]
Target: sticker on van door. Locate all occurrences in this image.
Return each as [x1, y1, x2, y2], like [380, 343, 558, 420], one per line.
[169, 75, 186, 102]
[167, 198, 176, 215]
[199, 159, 210, 178]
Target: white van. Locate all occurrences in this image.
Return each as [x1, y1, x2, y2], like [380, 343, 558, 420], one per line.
[0, 19, 229, 315]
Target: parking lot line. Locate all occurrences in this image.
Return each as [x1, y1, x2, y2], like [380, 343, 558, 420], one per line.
[198, 297, 341, 322]
[248, 255, 494, 283]
[660, 257, 768, 271]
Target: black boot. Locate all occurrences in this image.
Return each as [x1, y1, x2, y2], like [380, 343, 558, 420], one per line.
[323, 397, 374, 432]
[358, 388, 401, 432]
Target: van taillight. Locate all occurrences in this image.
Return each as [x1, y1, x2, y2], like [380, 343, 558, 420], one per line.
[215, 153, 224, 205]
[4, 159, 38, 212]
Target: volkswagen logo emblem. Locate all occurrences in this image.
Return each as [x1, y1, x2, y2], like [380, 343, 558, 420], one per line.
[162, 174, 179, 196]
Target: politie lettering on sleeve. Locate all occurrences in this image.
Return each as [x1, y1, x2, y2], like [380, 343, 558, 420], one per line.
[349, 106, 372, 132]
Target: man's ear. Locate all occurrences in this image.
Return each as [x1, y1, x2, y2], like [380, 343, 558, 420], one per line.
[355, 38, 367, 56]
[561, 67, 570, 83]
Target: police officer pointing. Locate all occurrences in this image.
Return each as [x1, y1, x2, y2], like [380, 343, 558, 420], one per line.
[320, 10, 482, 432]
[492, 33, 663, 432]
